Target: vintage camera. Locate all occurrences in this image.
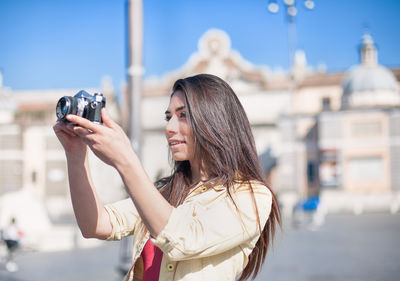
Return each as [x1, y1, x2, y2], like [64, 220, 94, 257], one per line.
[56, 90, 106, 123]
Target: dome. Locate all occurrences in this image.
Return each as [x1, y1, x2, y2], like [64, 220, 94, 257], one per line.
[341, 33, 400, 109]
[342, 64, 398, 95]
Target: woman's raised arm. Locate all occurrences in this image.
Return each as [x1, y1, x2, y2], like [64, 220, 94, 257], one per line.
[66, 109, 173, 238]
[53, 121, 112, 239]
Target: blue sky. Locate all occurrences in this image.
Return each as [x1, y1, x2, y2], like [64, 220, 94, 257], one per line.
[0, 0, 399, 92]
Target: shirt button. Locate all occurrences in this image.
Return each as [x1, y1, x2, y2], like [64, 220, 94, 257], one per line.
[201, 186, 207, 192]
[167, 263, 175, 272]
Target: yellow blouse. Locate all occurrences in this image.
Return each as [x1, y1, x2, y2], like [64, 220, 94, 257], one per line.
[104, 181, 272, 281]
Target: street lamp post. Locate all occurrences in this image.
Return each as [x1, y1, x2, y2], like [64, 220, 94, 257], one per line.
[267, 0, 315, 113]
[118, 0, 144, 276]
[267, 0, 314, 75]
[127, 0, 144, 157]
[267, 1, 315, 201]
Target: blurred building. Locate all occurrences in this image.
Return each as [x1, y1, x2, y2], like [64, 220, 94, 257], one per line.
[0, 76, 125, 235]
[131, 29, 400, 215]
[1, 29, 399, 228]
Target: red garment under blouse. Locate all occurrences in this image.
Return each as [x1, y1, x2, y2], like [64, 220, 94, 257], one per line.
[141, 239, 163, 281]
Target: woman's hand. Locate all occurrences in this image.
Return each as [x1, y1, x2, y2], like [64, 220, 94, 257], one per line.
[66, 109, 135, 169]
[53, 120, 87, 157]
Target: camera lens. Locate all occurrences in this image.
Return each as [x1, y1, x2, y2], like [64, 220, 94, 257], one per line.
[56, 96, 72, 120]
[90, 101, 98, 109]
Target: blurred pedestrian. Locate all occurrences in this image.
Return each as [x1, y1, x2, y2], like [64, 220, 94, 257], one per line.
[54, 74, 281, 281]
[1, 217, 22, 272]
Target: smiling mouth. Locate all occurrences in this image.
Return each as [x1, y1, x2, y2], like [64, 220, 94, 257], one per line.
[169, 141, 185, 148]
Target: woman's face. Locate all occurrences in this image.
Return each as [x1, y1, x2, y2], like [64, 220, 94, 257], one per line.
[165, 90, 195, 163]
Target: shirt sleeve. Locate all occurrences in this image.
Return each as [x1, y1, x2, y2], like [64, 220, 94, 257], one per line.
[151, 182, 272, 261]
[104, 198, 141, 241]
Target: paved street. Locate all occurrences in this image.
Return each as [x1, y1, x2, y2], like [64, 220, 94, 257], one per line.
[256, 213, 400, 281]
[0, 213, 399, 281]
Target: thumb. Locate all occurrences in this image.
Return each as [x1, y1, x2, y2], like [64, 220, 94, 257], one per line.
[101, 108, 116, 128]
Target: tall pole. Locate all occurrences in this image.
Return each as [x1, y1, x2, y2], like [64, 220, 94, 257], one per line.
[118, 0, 144, 275]
[267, 0, 314, 79]
[267, 0, 314, 200]
[287, 11, 296, 78]
[127, 0, 144, 158]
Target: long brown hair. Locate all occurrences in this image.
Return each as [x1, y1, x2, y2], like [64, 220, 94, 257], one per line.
[157, 74, 281, 281]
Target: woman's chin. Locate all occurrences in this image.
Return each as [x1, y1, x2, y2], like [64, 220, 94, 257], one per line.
[172, 153, 188, 162]
[173, 157, 187, 162]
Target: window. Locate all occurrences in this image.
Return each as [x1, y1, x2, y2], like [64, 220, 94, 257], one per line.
[0, 160, 23, 193]
[46, 161, 68, 196]
[319, 150, 339, 187]
[322, 97, 331, 111]
[0, 134, 22, 150]
[351, 121, 382, 137]
[307, 161, 317, 184]
[348, 157, 384, 182]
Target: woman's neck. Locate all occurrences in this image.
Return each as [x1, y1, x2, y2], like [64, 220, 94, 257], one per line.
[190, 161, 205, 184]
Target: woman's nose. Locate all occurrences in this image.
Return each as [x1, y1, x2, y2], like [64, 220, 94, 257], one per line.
[166, 116, 178, 134]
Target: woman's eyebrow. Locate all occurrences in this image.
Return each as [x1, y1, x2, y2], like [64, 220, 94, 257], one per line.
[165, 106, 186, 115]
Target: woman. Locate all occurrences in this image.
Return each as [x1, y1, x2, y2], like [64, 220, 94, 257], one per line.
[53, 74, 280, 281]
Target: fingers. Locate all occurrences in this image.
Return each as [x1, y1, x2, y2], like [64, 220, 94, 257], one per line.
[53, 121, 77, 137]
[73, 125, 91, 136]
[66, 114, 100, 132]
[101, 108, 117, 129]
[63, 112, 125, 155]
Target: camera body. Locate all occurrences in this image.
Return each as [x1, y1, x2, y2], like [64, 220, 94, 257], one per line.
[56, 90, 106, 123]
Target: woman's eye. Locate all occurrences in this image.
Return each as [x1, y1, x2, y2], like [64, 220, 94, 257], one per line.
[165, 112, 185, 122]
